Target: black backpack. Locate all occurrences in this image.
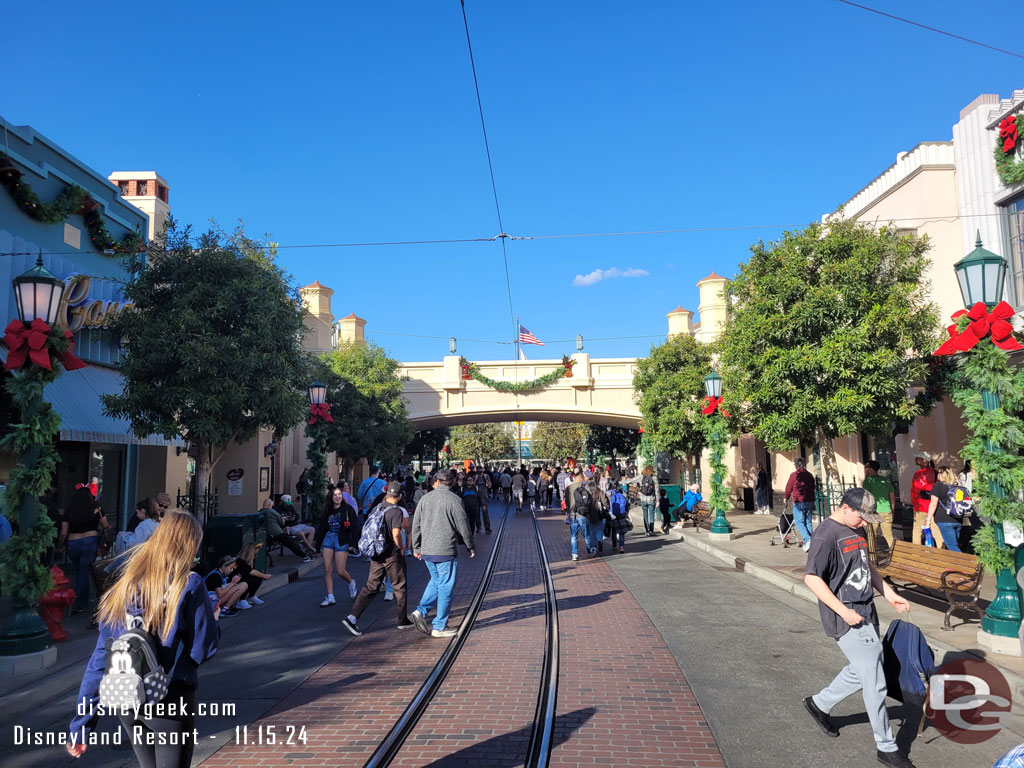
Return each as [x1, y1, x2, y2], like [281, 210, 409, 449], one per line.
[574, 485, 593, 517]
[640, 475, 655, 496]
[99, 614, 170, 709]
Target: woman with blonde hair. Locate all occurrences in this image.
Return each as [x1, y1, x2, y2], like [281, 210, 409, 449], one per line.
[68, 511, 219, 766]
[925, 466, 965, 552]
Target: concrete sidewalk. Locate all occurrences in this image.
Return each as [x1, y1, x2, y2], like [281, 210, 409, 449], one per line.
[629, 505, 1024, 705]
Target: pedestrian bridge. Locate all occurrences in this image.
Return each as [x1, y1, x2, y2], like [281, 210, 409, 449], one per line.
[399, 354, 642, 429]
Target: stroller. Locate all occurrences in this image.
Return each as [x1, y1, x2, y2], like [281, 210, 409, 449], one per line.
[769, 500, 804, 548]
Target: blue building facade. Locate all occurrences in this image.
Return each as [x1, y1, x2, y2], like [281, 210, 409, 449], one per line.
[0, 116, 180, 526]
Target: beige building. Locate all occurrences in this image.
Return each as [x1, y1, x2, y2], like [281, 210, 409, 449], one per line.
[108, 172, 171, 242]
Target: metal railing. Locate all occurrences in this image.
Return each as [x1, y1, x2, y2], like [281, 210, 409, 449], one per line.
[177, 486, 219, 528]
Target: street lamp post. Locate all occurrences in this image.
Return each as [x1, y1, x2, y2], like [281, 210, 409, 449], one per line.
[304, 381, 331, 524]
[953, 237, 1022, 641]
[704, 370, 733, 539]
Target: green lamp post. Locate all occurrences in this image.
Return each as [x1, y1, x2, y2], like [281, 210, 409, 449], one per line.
[704, 370, 733, 537]
[954, 236, 1021, 639]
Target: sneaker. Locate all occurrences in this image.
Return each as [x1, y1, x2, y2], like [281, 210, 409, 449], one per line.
[349, 580, 358, 599]
[397, 618, 415, 630]
[588, 549, 598, 558]
[384, 591, 394, 602]
[221, 608, 239, 617]
[803, 696, 839, 737]
[341, 617, 362, 636]
[619, 547, 625, 553]
[320, 595, 336, 608]
[431, 628, 458, 638]
[249, 596, 265, 605]
[876, 750, 916, 768]
[571, 554, 579, 561]
[802, 540, 811, 552]
[410, 610, 430, 635]
[302, 556, 314, 563]
[236, 600, 252, 610]
[485, 529, 492, 533]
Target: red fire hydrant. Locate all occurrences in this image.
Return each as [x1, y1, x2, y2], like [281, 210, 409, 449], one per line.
[38, 566, 76, 642]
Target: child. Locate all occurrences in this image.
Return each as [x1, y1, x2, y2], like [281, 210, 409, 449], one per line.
[608, 483, 631, 553]
[205, 555, 248, 616]
[658, 488, 672, 534]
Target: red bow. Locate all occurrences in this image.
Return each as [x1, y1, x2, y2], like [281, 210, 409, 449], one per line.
[1001, 116, 1019, 154]
[702, 396, 730, 418]
[58, 329, 87, 371]
[4, 319, 54, 370]
[934, 301, 1022, 355]
[308, 402, 334, 425]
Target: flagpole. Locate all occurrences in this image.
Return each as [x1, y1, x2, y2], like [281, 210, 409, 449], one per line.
[515, 315, 522, 468]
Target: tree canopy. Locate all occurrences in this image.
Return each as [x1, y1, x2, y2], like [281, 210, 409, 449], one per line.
[104, 219, 310, 495]
[405, 427, 450, 464]
[585, 425, 641, 464]
[449, 423, 514, 464]
[530, 422, 587, 463]
[319, 341, 412, 471]
[632, 333, 714, 459]
[719, 217, 940, 475]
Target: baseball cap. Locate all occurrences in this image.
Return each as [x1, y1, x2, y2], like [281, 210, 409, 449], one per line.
[386, 481, 403, 496]
[914, 451, 932, 461]
[840, 487, 882, 523]
[280, 494, 292, 503]
[434, 468, 452, 484]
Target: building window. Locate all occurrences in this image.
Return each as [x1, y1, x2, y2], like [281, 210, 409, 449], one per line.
[118, 181, 129, 196]
[1002, 196, 1024, 309]
[157, 184, 168, 203]
[136, 180, 148, 195]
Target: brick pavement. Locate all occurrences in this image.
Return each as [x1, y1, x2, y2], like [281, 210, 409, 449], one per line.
[537, 510, 726, 768]
[199, 505, 509, 768]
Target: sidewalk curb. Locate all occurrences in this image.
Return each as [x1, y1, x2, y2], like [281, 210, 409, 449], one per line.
[660, 517, 1024, 707]
[0, 557, 321, 725]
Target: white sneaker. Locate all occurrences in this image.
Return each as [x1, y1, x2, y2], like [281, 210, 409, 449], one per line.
[236, 600, 252, 610]
[320, 595, 336, 607]
[384, 590, 394, 602]
[349, 580, 358, 599]
[249, 596, 265, 605]
[802, 540, 811, 552]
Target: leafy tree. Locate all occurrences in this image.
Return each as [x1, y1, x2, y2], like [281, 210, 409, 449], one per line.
[585, 425, 641, 465]
[633, 334, 714, 460]
[531, 422, 587, 464]
[719, 217, 940, 480]
[104, 219, 309, 498]
[450, 423, 514, 464]
[405, 427, 450, 468]
[320, 342, 412, 476]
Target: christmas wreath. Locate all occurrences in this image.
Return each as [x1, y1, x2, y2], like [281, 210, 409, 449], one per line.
[994, 114, 1024, 186]
[459, 356, 575, 393]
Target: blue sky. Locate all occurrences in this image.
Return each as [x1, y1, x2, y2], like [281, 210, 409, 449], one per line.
[4, 1, 1022, 361]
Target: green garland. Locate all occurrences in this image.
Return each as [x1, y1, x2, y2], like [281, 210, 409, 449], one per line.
[700, 412, 732, 515]
[460, 356, 574, 393]
[0, 154, 142, 255]
[304, 416, 330, 523]
[994, 115, 1024, 186]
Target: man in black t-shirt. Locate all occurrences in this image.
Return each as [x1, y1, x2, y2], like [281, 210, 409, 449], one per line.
[802, 488, 914, 768]
[343, 483, 411, 634]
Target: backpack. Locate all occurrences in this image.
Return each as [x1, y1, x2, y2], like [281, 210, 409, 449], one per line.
[941, 484, 973, 519]
[609, 491, 626, 517]
[99, 614, 170, 710]
[882, 619, 936, 701]
[358, 503, 394, 557]
[640, 475, 655, 496]
[573, 485, 593, 517]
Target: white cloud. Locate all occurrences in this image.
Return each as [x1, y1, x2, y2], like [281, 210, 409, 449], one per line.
[572, 267, 650, 287]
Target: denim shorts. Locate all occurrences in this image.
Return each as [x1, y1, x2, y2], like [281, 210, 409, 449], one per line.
[322, 532, 348, 552]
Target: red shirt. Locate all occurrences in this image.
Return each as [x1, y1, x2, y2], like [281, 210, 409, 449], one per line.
[785, 468, 816, 503]
[911, 467, 935, 513]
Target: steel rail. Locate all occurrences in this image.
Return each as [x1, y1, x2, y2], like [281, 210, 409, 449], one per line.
[525, 507, 559, 768]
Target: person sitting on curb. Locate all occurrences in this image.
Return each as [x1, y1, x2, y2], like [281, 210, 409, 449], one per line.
[233, 542, 272, 605]
[802, 488, 914, 768]
[205, 555, 249, 616]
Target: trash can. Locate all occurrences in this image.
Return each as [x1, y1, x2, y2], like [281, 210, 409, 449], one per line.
[661, 484, 681, 509]
[742, 487, 755, 511]
[202, 512, 268, 571]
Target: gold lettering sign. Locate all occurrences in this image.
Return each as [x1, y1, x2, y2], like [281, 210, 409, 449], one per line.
[56, 274, 133, 332]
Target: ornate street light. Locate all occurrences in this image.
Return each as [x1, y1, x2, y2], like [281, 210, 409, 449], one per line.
[449, 336, 457, 355]
[308, 381, 327, 406]
[13, 252, 65, 326]
[954, 232, 1008, 309]
[704, 370, 723, 399]
[703, 369, 732, 538]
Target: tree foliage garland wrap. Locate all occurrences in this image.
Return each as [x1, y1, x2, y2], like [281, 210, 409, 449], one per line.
[0, 155, 142, 255]
[701, 412, 733, 515]
[994, 115, 1024, 187]
[948, 338, 1024, 573]
[304, 417, 330, 522]
[459, 357, 573, 393]
[0, 362, 62, 604]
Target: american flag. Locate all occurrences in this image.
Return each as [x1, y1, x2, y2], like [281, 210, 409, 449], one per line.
[518, 324, 544, 346]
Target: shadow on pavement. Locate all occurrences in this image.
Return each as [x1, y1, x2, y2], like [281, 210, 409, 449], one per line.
[421, 706, 597, 767]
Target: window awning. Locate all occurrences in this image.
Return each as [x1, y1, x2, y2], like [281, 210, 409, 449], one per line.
[1, 348, 182, 447]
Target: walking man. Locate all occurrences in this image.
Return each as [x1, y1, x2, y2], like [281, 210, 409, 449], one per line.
[410, 469, 475, 638]
[356, 467, 386, 518]
[342, 482, 412, 635]
[784, 457, 816, 552]
[802, 488, 914, 768]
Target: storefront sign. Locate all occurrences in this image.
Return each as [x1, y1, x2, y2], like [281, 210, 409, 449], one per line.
[226, 468, 244, 497]
[56, 274, 134, 333]
[1003, 521, 1024, 548]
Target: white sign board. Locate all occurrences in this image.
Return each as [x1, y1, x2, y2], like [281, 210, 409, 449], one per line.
[226, 468, 244, 497]
[1004, 521, 1024, 548]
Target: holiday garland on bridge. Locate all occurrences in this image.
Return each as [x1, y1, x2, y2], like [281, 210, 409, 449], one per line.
[0, 155, 143, 255]
[994, 114, 1024, 186]
[459, 355, 575, 393]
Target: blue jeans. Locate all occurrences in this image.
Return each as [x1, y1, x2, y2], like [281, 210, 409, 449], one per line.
[641, 501, 656, 532]
[416, 559, 458, 631]
[570, 516, 588, 556]
[793, 502, 815, 544]
[585, 519, 603, 553]
[611, 525, 627, 549]
[756, 488, 769, 508]
[936, 521, 962, 552]
[67, 536, 99, 611]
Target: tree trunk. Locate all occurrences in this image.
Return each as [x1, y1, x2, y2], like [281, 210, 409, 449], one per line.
[816, 426, 840, 486]
[194, 441, 212, 513]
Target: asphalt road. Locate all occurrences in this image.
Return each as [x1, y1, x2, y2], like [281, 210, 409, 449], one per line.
[603, 531, 1024, 768]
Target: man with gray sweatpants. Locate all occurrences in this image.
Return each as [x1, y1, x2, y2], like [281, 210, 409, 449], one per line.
[801, 488, 916, 768]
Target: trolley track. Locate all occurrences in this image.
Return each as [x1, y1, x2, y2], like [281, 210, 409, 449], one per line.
[363, 500, 559, 768]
